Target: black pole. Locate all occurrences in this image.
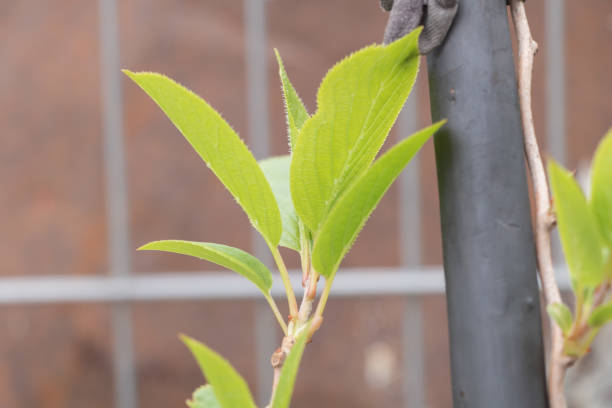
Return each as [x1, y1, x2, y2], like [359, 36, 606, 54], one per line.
[427, 0, 549, 406]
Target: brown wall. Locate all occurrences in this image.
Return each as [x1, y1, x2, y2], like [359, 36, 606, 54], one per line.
[0, 0, 611, 407]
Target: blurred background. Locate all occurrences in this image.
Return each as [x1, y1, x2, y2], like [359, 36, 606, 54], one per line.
[1, 0, 611, 407]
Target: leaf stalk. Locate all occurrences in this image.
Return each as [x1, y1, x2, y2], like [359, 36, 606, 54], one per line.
[271, 246, 299, 319]
[265, 294, 288, 335]
[313, 276, 334, 323]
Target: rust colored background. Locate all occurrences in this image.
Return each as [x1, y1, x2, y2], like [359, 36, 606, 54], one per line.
[0, 0, 611, 407]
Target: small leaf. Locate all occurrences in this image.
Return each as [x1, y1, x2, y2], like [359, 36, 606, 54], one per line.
[290, 28, 422, 233]
[274, 50, 310, 151]
[549, 160, 607, 288]
[139, 240, 272, 294]
[588, 301, 612, 328]
[182, 336, 257, 408]
[187, 385, 221, 408]
[312, 121, 443, 279]
[590, 128, 612, 246]
[260, 156, 300, 251]
[271, 331, 309, 408]
[124, 71, 282, 247]
[546, 302, 573, 334]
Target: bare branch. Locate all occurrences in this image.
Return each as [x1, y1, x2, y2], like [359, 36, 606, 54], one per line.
[509, 1, 573, 406]
[266, 335, 295, 408]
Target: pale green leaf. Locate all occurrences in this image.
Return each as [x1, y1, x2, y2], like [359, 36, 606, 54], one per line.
[182, 336, 256, 408]
[271, 330, 309, 408]
[187, 385, 221, 408]
[260, 156, 300, 251]
[546, 303, 573, 334]
[291, 28, 421, 232]
[124, 71, 282, 247]
[588, 301, 612, 328]
[590, 128, 612, 246]
[549, 161, 607, 288]
[139, 240, 272, 294]
[274, 50, 310, 151]
[312, 121, 443, 279]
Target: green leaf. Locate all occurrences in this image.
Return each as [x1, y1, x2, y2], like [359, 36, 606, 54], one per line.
[546, 302, 573, 334]
[290, 28, 421, 233]
[124, 71, 282, 247]
[274, 50, 310, 151]
[312, 121, 443, 279]
[590, 128, 612, 246]
[182, 336, 256, 408]
[588, 301, 612, 328]
[260, 156, 300, 251]
[549, 160, 607, 288]
[187, 385, 221, 408]
[271, 331, 309, 408]
[139, 240, 272, 294]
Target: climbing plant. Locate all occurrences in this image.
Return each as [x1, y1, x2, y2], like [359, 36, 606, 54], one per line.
[547, 130, 612, 362]
[125, 27, 444, 407]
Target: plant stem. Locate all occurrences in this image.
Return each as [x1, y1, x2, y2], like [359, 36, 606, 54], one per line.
[593, 279, 611, 307]
[266, 334, 295, 408]
[295, 265, 318, 326]
[265, 294, 288, 335]
[509, 1, 569, 407]
[313, 277, 333, 321]
[574, 287, 585, 325]
[271, 246, 299, 319]
[299, 221, 311, 288]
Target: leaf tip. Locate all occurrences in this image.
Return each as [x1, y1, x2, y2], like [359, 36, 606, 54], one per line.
[274, 48, 285, 70]
[431, 118, 448, 132]
[384, 26, 422, 58]
[122, 69, 140, 82]
[547, 158, 563, 179]
[137, 241, 159, 251]
[179, 333, 197, 349]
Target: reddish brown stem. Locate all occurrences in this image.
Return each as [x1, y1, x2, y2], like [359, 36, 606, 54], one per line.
[509, 1, 567, 407]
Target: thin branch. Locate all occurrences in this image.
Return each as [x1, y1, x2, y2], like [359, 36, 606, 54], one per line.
[271, 246, 299, 319]
[266, 335, 295, 408]
[509, 1, 573, 406]
[265, 294, 288, 335]
[313, 277, 334, 322]
[297, 263, 319, 325]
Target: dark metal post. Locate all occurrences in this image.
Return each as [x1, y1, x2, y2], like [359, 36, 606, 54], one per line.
[427, 0, 549, 406]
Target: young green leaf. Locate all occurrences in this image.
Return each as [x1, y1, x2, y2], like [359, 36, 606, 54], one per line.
[260, 156, 300, 251]
[312, 121, 443, 279]
[124, 71, 282, 247]
[274, 50, 310, 151]
[187, 385, 221, 408]
[290, 28, 421, 233]
[588, 301, 612, 328]
[139, 240, 272, 294]
[590, 128, 612, 246]
[549, 160, 607, 288]
[181, 336, 257, 408]
[271, 331, 309, 408]
[546, 302, 573, 335]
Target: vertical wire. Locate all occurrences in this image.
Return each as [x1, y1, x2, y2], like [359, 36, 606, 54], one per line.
[399, 84, 426, 407]
[244, 0, 277, 405]
[97, 0, 137, 407]
[545, 0, 566, 165]
[545, 0, 566, 265]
